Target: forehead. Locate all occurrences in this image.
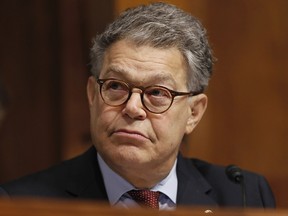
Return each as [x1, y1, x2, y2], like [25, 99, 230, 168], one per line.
[100, 40, 188, 87]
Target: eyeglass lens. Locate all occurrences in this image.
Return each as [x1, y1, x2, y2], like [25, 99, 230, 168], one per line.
[100, 79, 173, 113]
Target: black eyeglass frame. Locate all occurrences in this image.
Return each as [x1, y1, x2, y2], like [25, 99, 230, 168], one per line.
[96, 78, 199, 114]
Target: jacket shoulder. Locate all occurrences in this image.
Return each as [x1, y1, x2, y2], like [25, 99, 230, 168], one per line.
[0, 147, 98, 198]
[183, 157, 276, 208]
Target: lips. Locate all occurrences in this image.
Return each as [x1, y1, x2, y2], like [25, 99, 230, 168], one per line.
[111, 129, 149, 140]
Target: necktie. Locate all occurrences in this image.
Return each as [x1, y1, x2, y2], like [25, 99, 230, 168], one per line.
[128, 190, 160, 209]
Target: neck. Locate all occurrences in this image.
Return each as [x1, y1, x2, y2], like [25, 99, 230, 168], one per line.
[121, 169, 169, 189]
[103, 156, 176, 189]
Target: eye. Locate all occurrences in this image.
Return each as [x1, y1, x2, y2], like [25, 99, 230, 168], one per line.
[103, 80, 129, 92]
[105, 80, 127, 90]
[146, 87, 170, 98]
[101, 80, 129, 102]
[144, 87, 172, 108]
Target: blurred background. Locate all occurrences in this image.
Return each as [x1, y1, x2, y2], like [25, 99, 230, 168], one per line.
[0, 0, 287, 208]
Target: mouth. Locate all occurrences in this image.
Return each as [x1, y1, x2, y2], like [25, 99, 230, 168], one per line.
[111, 129, 150, 141]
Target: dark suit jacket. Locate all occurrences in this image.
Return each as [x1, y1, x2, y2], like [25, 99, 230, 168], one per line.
[0, 146, 275, 208]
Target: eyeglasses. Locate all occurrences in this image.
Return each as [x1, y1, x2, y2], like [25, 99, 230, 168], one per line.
[96, 78, 198, 114]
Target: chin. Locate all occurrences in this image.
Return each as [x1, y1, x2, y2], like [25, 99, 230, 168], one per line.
[110, 147, 152, 164]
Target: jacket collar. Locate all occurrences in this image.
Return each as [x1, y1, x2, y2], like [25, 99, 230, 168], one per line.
[176, 153, 218, 207]
[65, 146, 108, 200]
[65, 147, 218, 207]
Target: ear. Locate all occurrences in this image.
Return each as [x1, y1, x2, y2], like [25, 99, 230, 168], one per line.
[87, 76, 97, 106]
[185, 93, 208, 134]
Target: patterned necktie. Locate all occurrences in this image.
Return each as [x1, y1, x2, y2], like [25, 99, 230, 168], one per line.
[128, 190, 160, 209]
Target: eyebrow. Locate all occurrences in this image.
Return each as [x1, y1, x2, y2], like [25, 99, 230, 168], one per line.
[105, 65, 127, 77]
[104, 65, 177, 86]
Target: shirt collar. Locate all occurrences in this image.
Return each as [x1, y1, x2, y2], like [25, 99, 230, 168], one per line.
[97, 153, 178, 205]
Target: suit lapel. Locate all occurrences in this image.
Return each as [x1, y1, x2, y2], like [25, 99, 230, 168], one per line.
[65, 147, 108, 201]
[64, 147, 218, 206]
[176, 154, 218, 207]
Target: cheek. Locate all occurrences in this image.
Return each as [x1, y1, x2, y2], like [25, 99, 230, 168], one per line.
[152, 112, 189, 146]
[90, 99, 114, 140]
[90, 104, 116, 136]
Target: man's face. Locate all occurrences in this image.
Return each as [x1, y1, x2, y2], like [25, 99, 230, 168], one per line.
[87, 40, 207, 176]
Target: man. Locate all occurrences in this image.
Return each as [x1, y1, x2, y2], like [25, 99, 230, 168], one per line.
[0, 2, 275, 210]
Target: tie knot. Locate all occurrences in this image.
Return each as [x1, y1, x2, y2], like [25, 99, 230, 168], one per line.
[128, 190, 160, 209]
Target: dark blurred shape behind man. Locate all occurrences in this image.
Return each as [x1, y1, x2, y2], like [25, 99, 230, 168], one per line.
[0, 82, 8, 127]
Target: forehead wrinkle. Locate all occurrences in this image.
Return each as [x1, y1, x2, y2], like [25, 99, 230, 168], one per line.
[105, 65, 128, 77]
[104, 64, 177, 87]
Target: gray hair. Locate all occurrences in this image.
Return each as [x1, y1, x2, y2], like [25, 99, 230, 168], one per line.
[90, 2, 214, 93]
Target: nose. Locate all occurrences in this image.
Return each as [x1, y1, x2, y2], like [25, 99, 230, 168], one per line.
[122, 89, 147, 120]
